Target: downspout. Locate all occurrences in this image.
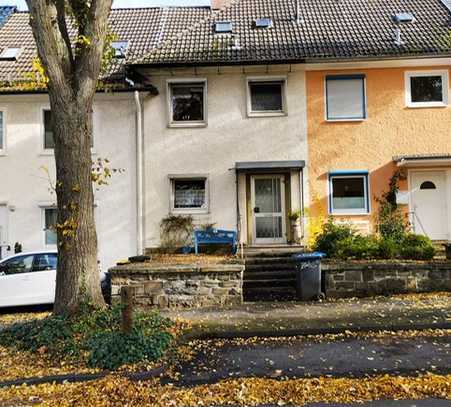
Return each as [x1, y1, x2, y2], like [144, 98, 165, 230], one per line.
[134, 90, 144, 255]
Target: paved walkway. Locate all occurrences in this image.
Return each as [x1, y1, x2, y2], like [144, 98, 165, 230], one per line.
[166, 293, 451, 338]
[170, 331, 451, 386]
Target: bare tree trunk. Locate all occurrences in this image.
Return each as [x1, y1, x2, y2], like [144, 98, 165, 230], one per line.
[26, 0, 113, 315]
[51, 95, 105, 315]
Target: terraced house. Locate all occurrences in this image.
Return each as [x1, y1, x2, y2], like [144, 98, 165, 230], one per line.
[0, 0, 450, 268]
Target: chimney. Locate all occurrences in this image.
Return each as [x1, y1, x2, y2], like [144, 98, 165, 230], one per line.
[211, 0, 232, 10]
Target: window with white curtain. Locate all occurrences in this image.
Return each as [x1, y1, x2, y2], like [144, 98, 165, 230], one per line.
[170, 177, 208, 213]
[326, 75, 366, 121]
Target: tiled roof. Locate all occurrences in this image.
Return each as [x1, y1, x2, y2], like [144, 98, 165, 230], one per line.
[133, 0, 451, 67]
[0, 6, 15, 28]
[0, 7, 211, 85]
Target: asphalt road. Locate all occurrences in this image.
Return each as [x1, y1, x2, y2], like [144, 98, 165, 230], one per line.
[171, 332, 451, 386]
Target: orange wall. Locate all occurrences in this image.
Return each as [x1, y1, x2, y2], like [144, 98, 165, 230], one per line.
[306, 66, 451, 230]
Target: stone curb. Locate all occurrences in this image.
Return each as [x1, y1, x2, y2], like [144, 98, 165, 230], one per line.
[0, 365, 166, 389]
[186, 322, 451, 340]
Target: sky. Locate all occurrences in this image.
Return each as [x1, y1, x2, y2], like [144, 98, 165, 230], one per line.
[0, 0, 211, 10]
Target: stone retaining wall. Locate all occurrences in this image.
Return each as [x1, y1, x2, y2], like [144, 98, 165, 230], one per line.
[323, 260, 451, 298]
[110, 263, 244, 309]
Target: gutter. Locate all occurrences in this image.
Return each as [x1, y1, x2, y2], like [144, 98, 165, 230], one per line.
[134, 90, 145, 256]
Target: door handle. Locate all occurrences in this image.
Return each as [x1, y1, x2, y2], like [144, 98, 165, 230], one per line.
[254, 207, 260, 213]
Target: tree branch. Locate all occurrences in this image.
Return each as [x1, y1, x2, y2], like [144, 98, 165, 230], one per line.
[54, 0, 75, 68]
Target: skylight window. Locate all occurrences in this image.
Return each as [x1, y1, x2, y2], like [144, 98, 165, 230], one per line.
[0, 47, 20, 61]
[393, 12, 415, 24]
[255, 18, 273, 28]
[111, 40, 129, 58]
[215, 21, 233, 33]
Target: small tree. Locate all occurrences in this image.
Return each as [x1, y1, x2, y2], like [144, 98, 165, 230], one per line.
[26, 1, 113, 315]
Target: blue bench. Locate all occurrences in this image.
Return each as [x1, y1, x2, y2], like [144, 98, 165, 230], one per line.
[194, 229, 238, 255]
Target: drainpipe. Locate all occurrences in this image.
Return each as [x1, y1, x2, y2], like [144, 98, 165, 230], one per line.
[134, 90, 144, 256]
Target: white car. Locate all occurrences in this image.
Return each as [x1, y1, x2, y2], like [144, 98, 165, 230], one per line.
[0, 251, 110, 307]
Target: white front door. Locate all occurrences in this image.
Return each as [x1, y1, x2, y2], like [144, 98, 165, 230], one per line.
[251, 175, 286, 245]
[410, 171, 448, 240]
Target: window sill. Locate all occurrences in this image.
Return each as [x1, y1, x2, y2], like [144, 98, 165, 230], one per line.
[326, 118, 367, 123]
[170, 209, 210, 215]
[247, 111, 287, 118]
[406, 103, 448, 109]
[329, 212, 370, 216]
[168, 122, 207, 129]
[39, 150, 54, 157]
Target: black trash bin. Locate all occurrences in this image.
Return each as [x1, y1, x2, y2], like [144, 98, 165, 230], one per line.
[292, 252, 326, 301]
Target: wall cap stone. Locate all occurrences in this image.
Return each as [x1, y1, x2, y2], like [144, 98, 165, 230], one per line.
[109, 263, 245, 275]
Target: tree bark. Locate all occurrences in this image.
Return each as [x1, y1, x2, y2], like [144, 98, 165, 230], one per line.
[26, 0, 113, 315]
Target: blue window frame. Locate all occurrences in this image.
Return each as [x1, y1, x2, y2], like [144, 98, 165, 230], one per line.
[325, 75, 367, 121]
[329, 171, 370, 214]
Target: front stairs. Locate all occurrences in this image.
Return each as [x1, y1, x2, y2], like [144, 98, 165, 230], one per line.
[243, 245, 304, 302]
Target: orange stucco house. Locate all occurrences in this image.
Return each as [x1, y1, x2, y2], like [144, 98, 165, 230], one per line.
[307, 65, 451, 241]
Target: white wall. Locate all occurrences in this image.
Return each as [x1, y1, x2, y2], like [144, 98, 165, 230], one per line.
[142, 67, 308, 247]
[0, 93, 138, 269]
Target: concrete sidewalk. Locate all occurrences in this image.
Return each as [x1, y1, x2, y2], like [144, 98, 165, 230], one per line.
[165, 293, 451, 339]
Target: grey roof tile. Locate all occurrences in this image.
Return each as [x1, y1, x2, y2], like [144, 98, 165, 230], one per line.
[0, 6, 211, 85]
[133, 0, 451, 67]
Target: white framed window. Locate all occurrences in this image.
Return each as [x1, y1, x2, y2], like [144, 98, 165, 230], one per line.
[169, 175, 209, 214]
[329, 172, 370, 215]
[42, 207, 57, 247]
[42, 108, 95, 153]
[0, 109, 6, 154]
[167, 79, 207, 127]
[43, 109, 54, 151]
[405, 70, 449, 108]
[325, 75, 367, 121]
[246, 77, 287, 117]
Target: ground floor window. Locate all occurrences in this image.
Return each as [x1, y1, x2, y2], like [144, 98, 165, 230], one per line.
[43, 208, 57, 246]
[329, 172, 369, 214]
[170, 177, 208, 213]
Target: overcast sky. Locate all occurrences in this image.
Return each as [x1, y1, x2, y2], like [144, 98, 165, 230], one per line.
[0, 0, 210, 10]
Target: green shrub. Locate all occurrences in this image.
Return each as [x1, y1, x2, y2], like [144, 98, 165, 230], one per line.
[313, 219, 435, 261]
[400, 234, 435, 260]
[0, 305, 174, 370]
[313, 218, 355, 257]
[88, 330, 172, 370]
[377, 237, 400, 259]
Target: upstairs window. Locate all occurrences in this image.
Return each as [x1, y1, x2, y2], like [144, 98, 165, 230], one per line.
[214, 21, 233, 33]
[44, 208, 57, 246]
[405, 71, 448, 107]
[247, 78, 287, 117]
[329, 172, 370, 214]
[111, 40, 129, 58]
[326, 75, 366, 121]
[170, 177, 208, 213]
[168, 81, 207, 127]
[0, 47, 21, 61]
[43, 109, 54, 150]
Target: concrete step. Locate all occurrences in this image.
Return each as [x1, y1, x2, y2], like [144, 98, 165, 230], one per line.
[245, 262, 296, 272]
[244, 269, 296, 280]
[245, 256, 297, 265]
[243, 278, 296, 289]
[244, 246, 304, 258]
[244, 286, 297, 302]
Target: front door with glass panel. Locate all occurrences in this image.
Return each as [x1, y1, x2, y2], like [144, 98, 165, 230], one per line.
[251, 175, 286, 244]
